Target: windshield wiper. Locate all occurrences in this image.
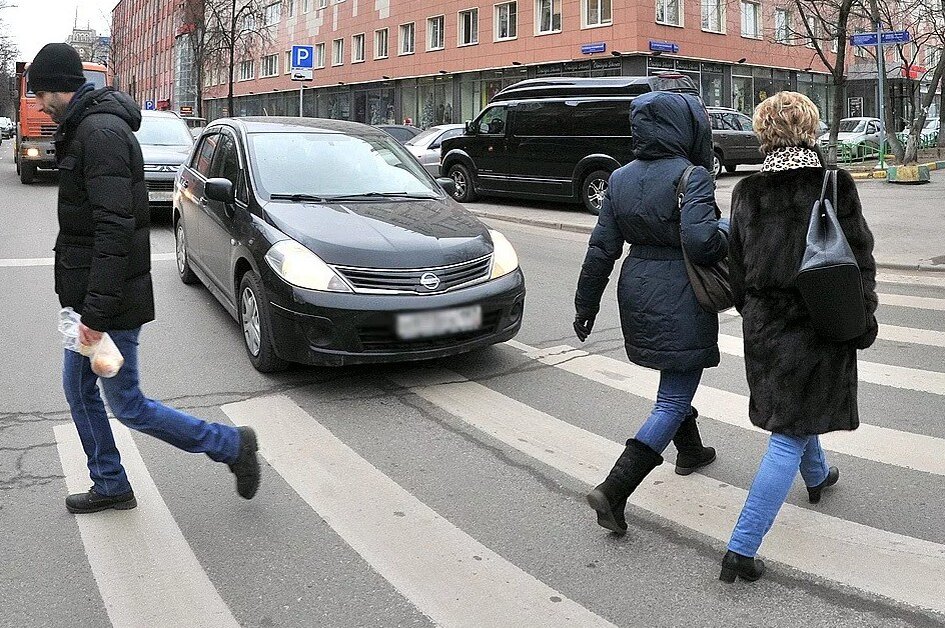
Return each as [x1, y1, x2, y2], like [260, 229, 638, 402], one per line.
[321, 192, 440, 201]
[269, 193, 329, 203]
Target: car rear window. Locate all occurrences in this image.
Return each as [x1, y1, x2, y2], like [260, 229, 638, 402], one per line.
[512, 100, 631, 137]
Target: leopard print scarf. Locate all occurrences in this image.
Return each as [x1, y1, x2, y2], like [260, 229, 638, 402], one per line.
[761, 146, 822, 172]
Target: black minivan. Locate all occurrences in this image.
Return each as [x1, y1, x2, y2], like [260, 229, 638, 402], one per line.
[440, 75, 698, 214]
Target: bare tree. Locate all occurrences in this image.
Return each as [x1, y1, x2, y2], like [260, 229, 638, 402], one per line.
[0, 1, 17, 117]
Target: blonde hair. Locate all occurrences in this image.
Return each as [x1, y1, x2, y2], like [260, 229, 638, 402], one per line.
[752, 91, 821, 153]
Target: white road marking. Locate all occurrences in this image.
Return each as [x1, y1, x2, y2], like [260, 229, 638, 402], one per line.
[392, 368, 945, 616]
[54, 421, 239, 628]
[877, 273, 945, 289]
[879, 324, 945, 348]
[880, 292, 945, 311]
[222, 395, 617, 628]
[506, 341, 945, 477]
[0, 253, 175, 268]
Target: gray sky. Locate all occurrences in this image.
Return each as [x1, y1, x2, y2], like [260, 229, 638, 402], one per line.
[4, 0, 117, 61]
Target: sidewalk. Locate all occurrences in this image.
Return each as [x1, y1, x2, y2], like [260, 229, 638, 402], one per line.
[469, 171, 945, 272]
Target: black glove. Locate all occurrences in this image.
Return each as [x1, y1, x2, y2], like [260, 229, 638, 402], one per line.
[573, 315, 595, 342]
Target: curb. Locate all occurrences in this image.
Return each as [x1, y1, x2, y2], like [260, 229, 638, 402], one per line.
[472, 210, 945, 273]
[847, 159, 945, 181]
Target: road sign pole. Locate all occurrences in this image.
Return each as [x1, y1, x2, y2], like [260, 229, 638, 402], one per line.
[875, 21, 887, 169]
[299, 83, 304, 116]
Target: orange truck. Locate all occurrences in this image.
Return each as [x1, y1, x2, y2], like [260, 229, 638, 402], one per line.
[13, 61, 109, 184]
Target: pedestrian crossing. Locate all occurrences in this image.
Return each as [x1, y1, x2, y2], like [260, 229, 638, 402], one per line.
[49, 275, 945, 627]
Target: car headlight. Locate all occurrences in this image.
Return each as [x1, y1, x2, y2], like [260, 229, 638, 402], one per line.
[264, 240, 351, 292]
[489, 230, 519, 279]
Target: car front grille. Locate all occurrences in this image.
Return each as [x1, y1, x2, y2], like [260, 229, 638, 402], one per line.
[334, 254, 492, 294]
[146, 180, 176, 191]
[357, 309, 503, 352]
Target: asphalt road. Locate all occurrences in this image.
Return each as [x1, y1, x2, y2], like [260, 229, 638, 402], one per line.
[1, 144, 944, 628]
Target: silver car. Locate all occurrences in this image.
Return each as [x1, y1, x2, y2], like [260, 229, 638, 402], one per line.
[135, 110, 195, 208]
[405, 124, 466, 176]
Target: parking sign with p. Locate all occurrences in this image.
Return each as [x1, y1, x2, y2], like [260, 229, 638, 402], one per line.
[291, 45, 314, 81]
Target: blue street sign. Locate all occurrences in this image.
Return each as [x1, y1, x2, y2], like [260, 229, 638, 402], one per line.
[649, 41, 679, 54]
[850, 30, 910, 46]
[291, 45, 314, 69]
[144, 100, 155, 111]
[581, 42, 606, 55]
[881, 30, 910, 44]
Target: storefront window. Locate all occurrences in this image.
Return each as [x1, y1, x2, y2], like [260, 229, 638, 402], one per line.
[418, 77, 453, 128]
[460, 74, 482, 122]
[400, 79, 418, 125]
[318, 87, 350, 120]
[732, 74, 753, 114]
[701, 72, 724, 107]
[752, 67, 774, 107]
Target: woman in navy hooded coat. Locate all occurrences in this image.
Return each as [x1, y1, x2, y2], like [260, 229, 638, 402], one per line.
[574, 91, 730, 534]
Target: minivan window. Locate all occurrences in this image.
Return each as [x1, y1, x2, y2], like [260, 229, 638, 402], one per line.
[569, 100, 632, 136]
[472, 106, 508, 135]
[513, 101, 573, 136]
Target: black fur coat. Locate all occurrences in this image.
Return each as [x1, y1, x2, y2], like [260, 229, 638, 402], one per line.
[729, 167, 878, 435]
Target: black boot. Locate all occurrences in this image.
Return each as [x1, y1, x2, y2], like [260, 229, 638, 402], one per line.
[229, 426, 260, 499]
[719, 550, 766, 583]
[672, 407, 717, 476]
[586, 439, 663, 535]
[66, 487, 137, 514]
[807, 466, 840, 504]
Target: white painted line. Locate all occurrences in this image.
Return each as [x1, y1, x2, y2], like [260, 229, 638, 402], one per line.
[393, 368, 945, 615]
[54, 421, 239, 628]
[877, 273, 945, 289]
[0, 253, 175, 268]
[505, 340, 945, 478]
[880, 293, 945, 312]
[222, 395, 617, 628]
[879, 324, 945, 348]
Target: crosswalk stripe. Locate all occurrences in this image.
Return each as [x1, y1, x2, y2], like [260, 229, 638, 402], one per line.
[877, 273, 945, 289]
[54, 421, 240, 628]
[878, 324, 945, 348]
[716, 334, 945, 395]
[880, 293, 945, 311]
[0, 253, 176, 268]
[506, 341, 945, 478]
[221, 395, 618, 628]
[391, 368, 945, 615]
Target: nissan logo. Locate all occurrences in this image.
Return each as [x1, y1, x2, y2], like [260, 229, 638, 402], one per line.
[420, 272, 441, 291]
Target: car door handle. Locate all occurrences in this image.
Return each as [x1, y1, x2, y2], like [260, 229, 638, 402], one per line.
[181, 179, 189, 189]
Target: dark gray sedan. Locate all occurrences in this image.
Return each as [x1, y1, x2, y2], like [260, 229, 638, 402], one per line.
[136, 110, 194, 208]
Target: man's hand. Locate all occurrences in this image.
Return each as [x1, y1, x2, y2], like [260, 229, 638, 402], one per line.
[573, 315, 595, 342]
[79, 323, 104, 346]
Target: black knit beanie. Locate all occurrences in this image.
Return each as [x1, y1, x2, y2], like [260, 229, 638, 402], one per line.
[27, 43, 86, 93]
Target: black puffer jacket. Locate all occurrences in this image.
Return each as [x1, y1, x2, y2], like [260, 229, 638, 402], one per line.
[574, 91, 728, 372]
[53, 87, 154, 331]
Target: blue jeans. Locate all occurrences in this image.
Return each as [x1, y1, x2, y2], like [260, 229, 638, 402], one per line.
[63, 327, 241, 497]
[727, 433, 831, 557]
[634, 369, 704, 453]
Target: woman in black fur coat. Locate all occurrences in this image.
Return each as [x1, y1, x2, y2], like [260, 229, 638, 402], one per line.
[720, 92, 879, 583]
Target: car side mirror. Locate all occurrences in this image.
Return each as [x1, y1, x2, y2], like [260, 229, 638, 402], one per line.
[464, 120, 476, 135]
[436, 177, 456, 196]
[205, 177, 235, 204]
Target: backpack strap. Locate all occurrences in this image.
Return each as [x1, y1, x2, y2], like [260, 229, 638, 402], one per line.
[676, 165, 698, 211]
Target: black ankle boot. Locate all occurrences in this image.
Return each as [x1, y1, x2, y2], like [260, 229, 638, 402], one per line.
[807, 466, 839, 504]
[719, 550, 766, 583]
[65, 487, 137, 514]
[672, 408, 717, 476]
[586, 439, 663, 535]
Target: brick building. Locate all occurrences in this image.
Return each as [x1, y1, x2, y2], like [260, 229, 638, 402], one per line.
[110, 0, 178, 110]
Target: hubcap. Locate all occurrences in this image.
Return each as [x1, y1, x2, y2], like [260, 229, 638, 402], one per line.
[241, 287, 261, 357]
[175, 224, 186, 275]
[713, 155, 722, 177]
[587, 178, 607, 211]
[450, 170, 467, 198]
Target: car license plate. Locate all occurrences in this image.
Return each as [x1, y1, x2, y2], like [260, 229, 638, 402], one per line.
[396, 305, 482, 340]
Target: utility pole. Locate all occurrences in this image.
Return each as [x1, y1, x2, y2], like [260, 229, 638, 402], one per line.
[875, 18, 887, 168]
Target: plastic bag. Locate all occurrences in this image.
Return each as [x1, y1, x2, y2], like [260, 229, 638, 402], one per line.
[58, 307, 124, 378]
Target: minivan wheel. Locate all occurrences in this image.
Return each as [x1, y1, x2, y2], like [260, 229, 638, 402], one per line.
[238, 271, 288, 373]
[712, 152, 724, 178]
[175, 218, 199, 285]
[581, 170, 610, 215]
[447, 163, 478, 202]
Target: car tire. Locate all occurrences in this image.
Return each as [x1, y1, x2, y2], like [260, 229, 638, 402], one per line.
[712, 152, 724, 178]
[725, 164, 738, 174]
[238, 271, 288, 373]
[175, 218, 199, 285]
[447, 163, 477, 202]
[581, 169, 611, 215]
[19, 162, 35, 185]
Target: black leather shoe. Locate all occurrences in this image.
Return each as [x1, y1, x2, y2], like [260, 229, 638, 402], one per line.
[229, 426, 260, 499]
[65, 487, 136, 514]
[807, 466, 840, 504]
[719, 550, 766, 583]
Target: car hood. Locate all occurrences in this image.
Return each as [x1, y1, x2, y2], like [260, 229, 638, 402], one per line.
[262, 197, 493, 268]
[405, 145, 430, 156]
[140, 144, 192, 165]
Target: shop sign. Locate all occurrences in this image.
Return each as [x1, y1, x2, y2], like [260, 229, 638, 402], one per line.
[592, 58, 622, 70]
[563, 60, 593, 73]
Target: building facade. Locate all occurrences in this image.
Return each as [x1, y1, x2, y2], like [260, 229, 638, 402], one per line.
[111, 0, 178, 110]
[67, 28, 111, 66]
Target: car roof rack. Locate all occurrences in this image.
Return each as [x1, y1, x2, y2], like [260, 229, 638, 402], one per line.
[490, 75, 698, 101]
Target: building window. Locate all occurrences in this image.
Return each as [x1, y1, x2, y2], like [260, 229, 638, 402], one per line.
[583, 0, 612, 27]
[536, 0, 562, 33]
[303, 0, 310, 12]
[318, 0, 328, 7]
[284, 50, 291, 73]
[239, 59, 254, 81]
[656, 0, 682, 26]
[774, 8, 791, 43]
[351, 33, 365, 62]
[741, 1, 761, 39]
[261, 53, 278, 77]
[375, 28, 389, 58]
[926, 46, 942, 69]
[400, 23, 416, 54]
[805, 14, 820, 49]
[287, 0, 295, 17]
[458, 9, 479, 46]
[332, 38, 343, 65]
[314, 42, 326, 67]
[427, 15, 445, 50]
[242, 14, 256, 31]
[264, 2, 281, 26]
[496, 2, 518, 40]
[702, 0, 724, 33]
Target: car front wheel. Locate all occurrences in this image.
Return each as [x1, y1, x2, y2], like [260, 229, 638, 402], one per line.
[238, 271, 288, 373]
[581, 170, 611, 215]
[447, 163, 478, 202]
[712, 152, 724, 178]
[175, 219, 199, 285]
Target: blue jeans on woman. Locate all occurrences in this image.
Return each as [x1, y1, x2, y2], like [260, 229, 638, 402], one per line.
[634, 369, 704, 453]
[727, 433, 830, 557]
[63, 327, 241, 497]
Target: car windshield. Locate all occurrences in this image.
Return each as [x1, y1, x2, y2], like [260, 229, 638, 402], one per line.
[135, 116, 193, 146]
[839, 119, 867, 133]
[249, 132, 441, 199]
[924, 118, 939, 130]
[404, 127, 442, 147]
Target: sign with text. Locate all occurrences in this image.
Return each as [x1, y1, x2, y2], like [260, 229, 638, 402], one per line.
[291, 44, 314, 81]
[581, 42, 606, 55]
[848, 96, 864, 118]
[850, 31, 910, 46]
[649, 41, 679, 53]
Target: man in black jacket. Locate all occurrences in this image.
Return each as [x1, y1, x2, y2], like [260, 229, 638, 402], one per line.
[30, 43, 261, 514]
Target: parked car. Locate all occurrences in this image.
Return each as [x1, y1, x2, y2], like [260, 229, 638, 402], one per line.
[136, 110, 194, 209]
[440, 75, 700, 214]
[173, 117, 525, 371]
[0, 117, 13, 139]
[900, 117, 939, 143]
[374, 124, 422, 144]
[819, 117, 883, 156]
[182, 116, 207, 139]
[404, 123, 465, 176]
[707, 107, 764, 177]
